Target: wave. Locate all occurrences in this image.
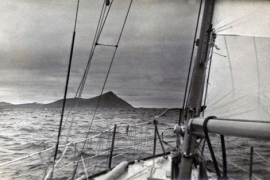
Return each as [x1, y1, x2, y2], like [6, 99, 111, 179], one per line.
[19, 127, 40, 133]
[0, 134, 14, 140]
[20, 141, 48, 149]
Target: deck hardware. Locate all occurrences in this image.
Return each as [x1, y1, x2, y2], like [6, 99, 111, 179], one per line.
[153, 119, 167, 159]
[183, 152, 193, 158]
[195, 39, 200, 46]
[174, 125, 184, 136]
[249, 147, 254, 180]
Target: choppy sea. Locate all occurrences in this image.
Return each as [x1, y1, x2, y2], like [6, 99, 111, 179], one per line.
[0, 108, 269, 179]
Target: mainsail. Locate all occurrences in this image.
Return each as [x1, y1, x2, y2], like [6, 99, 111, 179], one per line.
[212, 0, 270, 37]
[204, 0, 270, 120]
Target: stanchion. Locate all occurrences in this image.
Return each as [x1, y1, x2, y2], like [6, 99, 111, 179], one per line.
[108, 124, 117, 169]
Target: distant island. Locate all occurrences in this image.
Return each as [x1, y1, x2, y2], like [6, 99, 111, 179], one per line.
[0, 91, 134, 109]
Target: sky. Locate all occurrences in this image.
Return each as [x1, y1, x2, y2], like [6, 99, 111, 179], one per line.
[0, 0, 200, 108]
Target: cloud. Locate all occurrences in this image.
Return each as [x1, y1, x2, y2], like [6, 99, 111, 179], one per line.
[0, 0, 200, 107]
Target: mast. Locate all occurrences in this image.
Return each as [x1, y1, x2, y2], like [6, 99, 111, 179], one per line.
[178, 0, 215, 179]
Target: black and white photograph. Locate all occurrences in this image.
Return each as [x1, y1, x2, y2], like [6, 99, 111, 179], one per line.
[0, 0, 269, 179]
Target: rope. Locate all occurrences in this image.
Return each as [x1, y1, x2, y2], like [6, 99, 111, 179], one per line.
[117, 121, 151, 127]
[0, 147, 54, 167]
[71, 0, 134, 168]
[77, 1, 112, 98]
[63, 0, 116, 149]
[51, 1, 81, 178]
[79, 0, 134, 154]
[60, 0, 111, 144]
[46, 145, 70, 180]
[81, 155, 89, 180]
[213, 52, 226, 57]
[62, 0, 109, 144]
[254, 149, 270, 165]
[180, 0, 203, 125]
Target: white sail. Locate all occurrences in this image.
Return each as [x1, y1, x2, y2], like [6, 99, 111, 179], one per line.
[205, 36, 270, 120]
[204, 0, 270, 120]
[212, 0, 270, 37]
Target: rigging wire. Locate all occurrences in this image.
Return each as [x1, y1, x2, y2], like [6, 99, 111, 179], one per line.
[179, 0, 203, 125]
[76, 2, 107, 98]
[63, 1, 109, 144]
[213, 51, 226, 57]
[81, 0, 134, 153]
[77, 1, 109, 98]
[71, 0, 134, 178]
[50, 0, 81, 179]
[63, 0, 116, 144]
[77, 0, 115, 99]
[82, 0, 134, 156]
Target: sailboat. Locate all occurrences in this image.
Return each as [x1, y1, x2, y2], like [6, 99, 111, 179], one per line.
[0, 0, 270, 179]
[93, 1, 270, 179]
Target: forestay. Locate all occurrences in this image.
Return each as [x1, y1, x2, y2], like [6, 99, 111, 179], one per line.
[204, 0, 270, 120]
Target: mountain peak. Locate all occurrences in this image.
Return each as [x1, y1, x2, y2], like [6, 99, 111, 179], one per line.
[44, 91, 133, 109]
[91, 91, 133, 109]
[0, 92, 134, 109]
[103, 91, 116, 96]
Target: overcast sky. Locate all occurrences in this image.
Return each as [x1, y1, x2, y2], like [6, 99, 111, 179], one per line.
[0, 0, 200, 108]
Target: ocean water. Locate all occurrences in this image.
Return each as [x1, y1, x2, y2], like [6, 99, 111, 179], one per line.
[0, 108, 269, 179]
